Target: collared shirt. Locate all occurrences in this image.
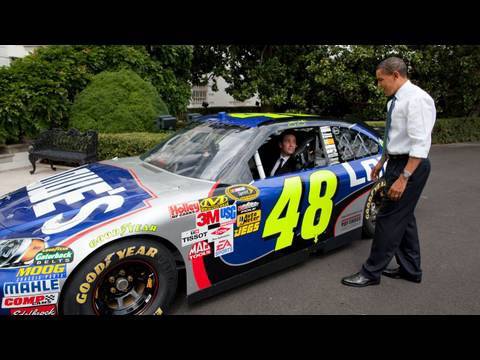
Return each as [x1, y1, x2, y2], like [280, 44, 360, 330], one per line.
[386, 80, 436, 158]
[270, 155, 290, 176]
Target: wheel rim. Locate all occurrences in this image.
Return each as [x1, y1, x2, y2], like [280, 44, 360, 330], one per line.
[367, 182, 386, 226]
[93, 260, 159, 315]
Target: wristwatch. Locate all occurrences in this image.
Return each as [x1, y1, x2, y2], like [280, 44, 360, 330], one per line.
[401, 169, 412, 179]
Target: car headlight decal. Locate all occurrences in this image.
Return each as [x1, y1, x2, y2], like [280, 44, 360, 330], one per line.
[0, 238, 46, 268]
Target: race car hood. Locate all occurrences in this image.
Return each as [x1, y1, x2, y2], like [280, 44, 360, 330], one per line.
[0, 159, 212, 245]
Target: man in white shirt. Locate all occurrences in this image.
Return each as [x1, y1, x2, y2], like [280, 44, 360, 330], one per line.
[269, 130, 298, 177]
[342, 57, 436, 287]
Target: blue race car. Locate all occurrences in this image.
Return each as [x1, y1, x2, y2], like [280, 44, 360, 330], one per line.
[0, 113, 386, 315]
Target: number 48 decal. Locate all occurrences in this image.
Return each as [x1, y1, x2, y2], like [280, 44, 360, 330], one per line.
[262, 170, 338, 251]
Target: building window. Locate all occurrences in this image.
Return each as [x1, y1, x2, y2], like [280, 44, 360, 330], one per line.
[191, 86, 208, 104]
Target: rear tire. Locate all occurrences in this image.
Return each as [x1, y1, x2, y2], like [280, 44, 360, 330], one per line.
[60, 238, 177, 315]
[362, 178, 387, 239]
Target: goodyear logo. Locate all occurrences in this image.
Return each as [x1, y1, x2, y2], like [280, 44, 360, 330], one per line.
[199, 195, 229, 212]
[225, 184, 259, 202]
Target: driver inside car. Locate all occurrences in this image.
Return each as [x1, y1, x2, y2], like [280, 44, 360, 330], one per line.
[269, 129, 300, 177]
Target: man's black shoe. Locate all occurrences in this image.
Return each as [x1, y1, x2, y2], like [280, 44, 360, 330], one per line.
[341, 272, 380, 287]
[382, 267, 422, 283]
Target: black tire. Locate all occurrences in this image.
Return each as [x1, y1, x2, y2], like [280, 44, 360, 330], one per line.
[362, 178, 387, 239]
[60, 238, 177, 315]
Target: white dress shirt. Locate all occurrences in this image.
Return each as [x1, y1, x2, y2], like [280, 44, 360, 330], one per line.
[386, 80, 436, 158]
[270, 155, 290, 176]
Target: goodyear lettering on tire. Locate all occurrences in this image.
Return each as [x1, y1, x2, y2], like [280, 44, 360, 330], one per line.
[75, 245, 158, 305]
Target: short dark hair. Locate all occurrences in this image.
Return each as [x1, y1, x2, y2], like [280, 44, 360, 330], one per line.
[279, 129, 297, 143]
[377, 57, 408, 77]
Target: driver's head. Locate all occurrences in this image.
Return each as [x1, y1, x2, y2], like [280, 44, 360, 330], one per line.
[278, 130, 297, 157]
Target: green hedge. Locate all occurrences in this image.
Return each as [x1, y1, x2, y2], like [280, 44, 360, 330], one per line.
[98, 132, 173, 160]
[366, 117, 480, 144]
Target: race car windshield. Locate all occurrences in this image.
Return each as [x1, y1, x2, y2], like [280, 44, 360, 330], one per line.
[141, 122, 256, 181]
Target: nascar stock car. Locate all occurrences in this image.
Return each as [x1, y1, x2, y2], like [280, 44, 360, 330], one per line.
[0, 112, 388, 315]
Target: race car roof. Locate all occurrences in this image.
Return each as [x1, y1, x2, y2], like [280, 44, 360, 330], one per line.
[196, 112, 381, 138]
[197, 112, 319, 127]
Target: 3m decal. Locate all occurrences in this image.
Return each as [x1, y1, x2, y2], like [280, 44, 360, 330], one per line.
[225, 184, 260, 202]
[262, 170, 338, 251]
[196, 205, 236, 228]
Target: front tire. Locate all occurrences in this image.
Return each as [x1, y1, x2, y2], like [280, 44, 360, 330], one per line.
[60, 238, 177, 315]
[362, 178, 387, 239]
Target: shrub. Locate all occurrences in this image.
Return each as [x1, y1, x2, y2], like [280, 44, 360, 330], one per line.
[70, 70, 168, 133]
[98, 132, 173, 160]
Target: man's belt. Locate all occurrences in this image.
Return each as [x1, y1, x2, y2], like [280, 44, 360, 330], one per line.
[388, 153, 409, 160]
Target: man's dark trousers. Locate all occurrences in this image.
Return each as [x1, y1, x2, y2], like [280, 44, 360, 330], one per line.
[361, 156, 431, 281]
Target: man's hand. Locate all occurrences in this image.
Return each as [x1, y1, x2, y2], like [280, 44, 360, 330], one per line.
[387, 176, 408, 201]
[371, 162, 383, 181]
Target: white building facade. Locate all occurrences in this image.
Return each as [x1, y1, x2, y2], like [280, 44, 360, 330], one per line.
[189, 76, 260, 109]
[0, 45, 40, 66]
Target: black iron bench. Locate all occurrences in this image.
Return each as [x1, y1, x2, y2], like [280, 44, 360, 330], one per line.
[28, 128, 98, 174]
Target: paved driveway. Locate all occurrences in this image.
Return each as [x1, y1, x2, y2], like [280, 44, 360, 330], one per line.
[1, 144, 479, 314]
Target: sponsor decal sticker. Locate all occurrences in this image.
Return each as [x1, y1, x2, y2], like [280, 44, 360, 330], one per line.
[235, 209, 261, 237]
[237, 201, 260, 214]
[225, 184, 260, 202]
[188, 241, 211, 260]
[199, 195, 229, 212]
[3, 279, 60, 296]
[34, 246, 73, 265]
[169, 201, 200, 219]
[16, 264, 67, 282]
[196, 205, 236, 228]
[88, 223, 158, 249]
[10, 304, 57, 316]
[214, 239, 234, 257]
[341, 212, 362, 228]
[2, 293, 58, 309]
[207, 225, 234, 243]
[181, 229, 208, 247]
